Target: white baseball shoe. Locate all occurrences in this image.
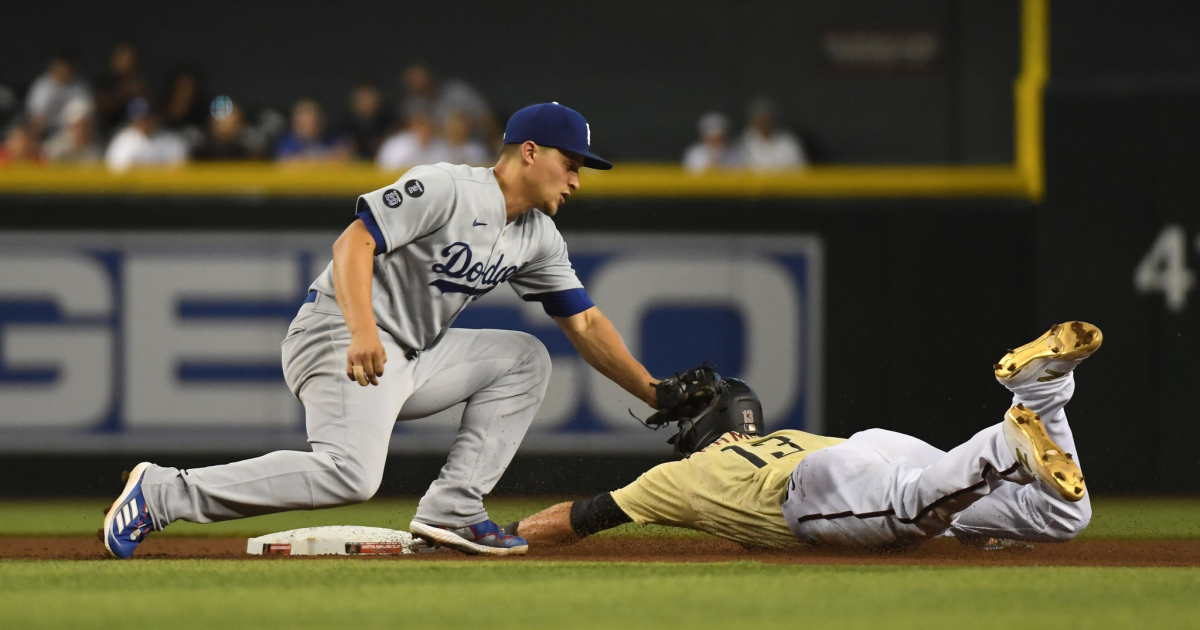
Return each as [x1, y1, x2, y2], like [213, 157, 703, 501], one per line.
[409, 519, 529, 556]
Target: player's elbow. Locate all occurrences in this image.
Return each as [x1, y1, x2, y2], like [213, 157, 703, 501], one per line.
[332, 220, 377, 262]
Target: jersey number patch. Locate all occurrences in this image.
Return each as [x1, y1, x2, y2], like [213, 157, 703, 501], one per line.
[721, 435, 805, 469]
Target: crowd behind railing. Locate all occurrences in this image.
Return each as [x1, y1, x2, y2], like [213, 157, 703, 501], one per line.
[0, 44, 810, 173]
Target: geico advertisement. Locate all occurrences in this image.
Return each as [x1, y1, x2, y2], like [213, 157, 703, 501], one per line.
[0, 233, 822, 453]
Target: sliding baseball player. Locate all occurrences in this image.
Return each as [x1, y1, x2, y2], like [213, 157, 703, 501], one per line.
[505, 322, 1098, 551]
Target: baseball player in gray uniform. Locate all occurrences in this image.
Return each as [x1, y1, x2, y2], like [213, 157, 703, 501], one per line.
[103, 103, 663, 558]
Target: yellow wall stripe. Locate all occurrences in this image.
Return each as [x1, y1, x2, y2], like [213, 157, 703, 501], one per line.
[0, 163, 1026, 199]
[0, 0, 1047, 201]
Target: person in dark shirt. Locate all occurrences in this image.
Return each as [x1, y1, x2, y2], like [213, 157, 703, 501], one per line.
[275, 98, 349, 162]
[194, 100, 255, 160]
[341, 80, 393, 161]
[93, 41, 150, 136]
[162, 65, 209, 133]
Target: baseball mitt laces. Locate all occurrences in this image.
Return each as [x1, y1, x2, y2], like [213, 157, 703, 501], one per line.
[628, 362, 722, 431]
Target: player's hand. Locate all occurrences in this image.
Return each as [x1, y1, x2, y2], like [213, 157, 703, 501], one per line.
[346, 331, 387, 386]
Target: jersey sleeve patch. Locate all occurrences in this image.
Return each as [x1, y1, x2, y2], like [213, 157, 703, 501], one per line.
[523, 288, 595, 318]
[355, 202, 388, 255]
[355, 165, 456, 254]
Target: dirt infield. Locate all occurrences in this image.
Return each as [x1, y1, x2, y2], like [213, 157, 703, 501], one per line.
[4, 535, 1199, 566]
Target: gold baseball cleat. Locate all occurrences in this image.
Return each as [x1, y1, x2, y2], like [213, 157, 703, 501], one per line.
[994, 321, 1103, 386]
[1003, 404, 1086, 502]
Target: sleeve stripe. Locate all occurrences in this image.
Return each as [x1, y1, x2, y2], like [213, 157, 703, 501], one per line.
[523, 288, 595, 318]
[355, 206, 387, 255]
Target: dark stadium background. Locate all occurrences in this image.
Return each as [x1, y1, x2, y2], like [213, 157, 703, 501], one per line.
[1, 0, 1198, 496]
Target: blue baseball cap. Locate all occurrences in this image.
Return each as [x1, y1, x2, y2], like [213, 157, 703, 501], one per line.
[503, 102, 613, 170]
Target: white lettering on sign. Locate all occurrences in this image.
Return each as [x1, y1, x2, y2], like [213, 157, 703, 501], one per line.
[0, 255, 113, 428]
[124, 256, 302, 427]
[0, 233, 822, 453]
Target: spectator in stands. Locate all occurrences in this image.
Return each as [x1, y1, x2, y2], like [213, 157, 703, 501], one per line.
[162, 66, 209, 134]
[0, 120, 44, 166]
[442, 109, 490, 165]
[104, 97, 189, 172]
[401, 63, 497, 145]
[43, 98, 103, 163]
[683, 112, 743, 172]
[376, 109, 450, 169]
[194, 99, 256, 160]
[0, 81, 18, 131]
[738, 98, 807, 171]
[94, 41, 150, 136]
[341, 80, 393, 160]
[25, 51, 91, 138]
[275, 99, 349, 162]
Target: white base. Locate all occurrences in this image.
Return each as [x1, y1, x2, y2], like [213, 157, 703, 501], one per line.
[246, 526, 414, 556]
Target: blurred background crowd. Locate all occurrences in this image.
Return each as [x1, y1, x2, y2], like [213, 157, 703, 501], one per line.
[0, 43, 809, 173]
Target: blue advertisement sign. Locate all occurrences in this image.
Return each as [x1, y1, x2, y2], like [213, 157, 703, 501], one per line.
[0, 233, 821, 454]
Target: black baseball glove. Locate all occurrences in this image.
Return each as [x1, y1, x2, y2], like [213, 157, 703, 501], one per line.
[643, 364, 722, 429]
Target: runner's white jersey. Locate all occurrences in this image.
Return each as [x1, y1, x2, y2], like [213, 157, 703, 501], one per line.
[309, 163, 592, 354]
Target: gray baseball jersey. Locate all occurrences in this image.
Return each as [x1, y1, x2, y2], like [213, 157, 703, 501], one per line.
[309, 162, 593, 354]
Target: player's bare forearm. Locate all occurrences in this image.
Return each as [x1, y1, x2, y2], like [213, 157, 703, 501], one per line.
[332, 220, 379, 334]
[556, 307, 659, 408]
[332, 219, 386, 385]
[514, 502, 582, 545]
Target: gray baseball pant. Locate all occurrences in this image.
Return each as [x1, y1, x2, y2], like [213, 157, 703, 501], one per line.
[141, 292, 552, 528]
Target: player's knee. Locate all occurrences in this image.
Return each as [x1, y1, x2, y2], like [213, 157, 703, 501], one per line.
[513, 332, 552, 382]
[328, 457, 384, 505]
[1039, 493, 1091, 541]
[341, 473, 382, 504]
[1058, 495, 1092, 540]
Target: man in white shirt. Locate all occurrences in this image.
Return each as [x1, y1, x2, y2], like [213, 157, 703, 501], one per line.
[105, 98, 189, 172]
[376, 110, 452, 170]
[44, 98, 103, 163]
[682, 112, 744, 172]
[25, 53, 91, 137]
[739, 98, 807, 171]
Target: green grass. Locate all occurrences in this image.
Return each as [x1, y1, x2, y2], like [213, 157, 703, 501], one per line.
[1, 561, 1197, 629]
[1081, 498, 1200, 538]
[2, 498, 1198, 629]
[1, 496, 1196, 538]
[0, 497, 702, 538]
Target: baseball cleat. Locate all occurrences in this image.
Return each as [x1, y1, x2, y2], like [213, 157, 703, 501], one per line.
[994, 321, 1102, 387]
[409, 519, 528, 556]
[1003, 404, 1086, 502]
[102, 462, 157, 559]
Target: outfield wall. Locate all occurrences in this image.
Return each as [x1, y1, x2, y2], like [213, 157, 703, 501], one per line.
[3, 185, 1197, 496]
[0, 196, 1047, 495]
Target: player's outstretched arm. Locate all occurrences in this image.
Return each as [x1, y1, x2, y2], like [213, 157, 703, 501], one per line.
[332, 219, 387, 386]
[556, 307, 659, 408]
[505, 494, 634, 545]
[508, 502, 581, 545]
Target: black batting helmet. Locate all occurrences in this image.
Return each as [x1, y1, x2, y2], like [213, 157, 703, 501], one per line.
[667, 377, 764, 458]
